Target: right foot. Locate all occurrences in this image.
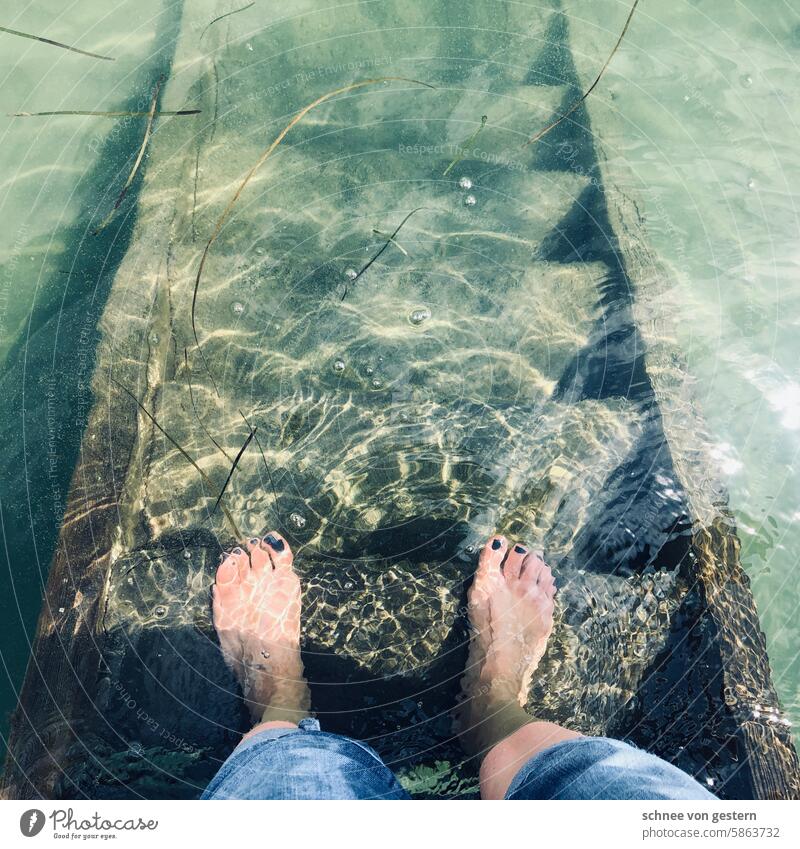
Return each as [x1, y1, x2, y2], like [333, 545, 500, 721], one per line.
[212, 532, 311, 724]
[457, 536, 556, 747]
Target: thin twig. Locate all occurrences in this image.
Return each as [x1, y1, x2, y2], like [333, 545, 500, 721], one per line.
[0, 25, 114, 61]
[111, 376, 241, 538]
[191, 76, 434, 390]
[184, 348, 234, 462]
[199, 1, 256, 42]
[213, 427, 256, 515]
[93, 77, 163, 234]
[9, 109, 198, 117]
[372, 228, 409, 256]
[239, 410, 283, 524]
[443, 114, 487, 176]
[523, 0, 640, 147]
[342, 207, 424, 301]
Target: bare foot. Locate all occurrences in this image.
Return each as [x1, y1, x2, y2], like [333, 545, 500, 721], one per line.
[457, 535, 556, 752]
[212, 532, 311, 724]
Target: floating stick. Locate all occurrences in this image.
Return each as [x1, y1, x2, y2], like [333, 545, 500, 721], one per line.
[93, 77, 162, 234]
[191, 76, 434, 387]
[0, 25, 114, 61]
[523, 0, 640, 147]
[199, 2, 256, 42]
[9, 109, 199, 117]
[443, 114, 487, 177]
[111, 376, 242, 538]
[342, 207, 424, 301]
[212, 426, 256, 515]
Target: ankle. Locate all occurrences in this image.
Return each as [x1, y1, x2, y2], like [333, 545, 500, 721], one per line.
[462, 689, 532, 757]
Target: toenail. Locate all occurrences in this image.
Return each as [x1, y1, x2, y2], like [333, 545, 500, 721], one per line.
[249, 538, 259, 545]
[514, 545, 526, 554]
[491, 538, 502, 550]
[264, 534, 285, 552]
[233, 547, 243, 555]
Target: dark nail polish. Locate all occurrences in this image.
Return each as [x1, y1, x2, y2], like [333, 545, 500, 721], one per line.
[249, 538, 259, 545]
[491, 538, 502, 550]
[233, 547, 243, 555]
[514, 545, 526, 554]
[265, 534, 285, 552]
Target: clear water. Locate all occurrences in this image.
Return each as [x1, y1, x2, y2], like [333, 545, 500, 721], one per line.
[0, 0, 798, 790]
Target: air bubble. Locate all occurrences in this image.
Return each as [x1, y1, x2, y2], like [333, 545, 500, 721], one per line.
[747, 178, 756, 190]
[289, 512, 306, 529]
[231, 301, 245, 315]
[458, 176, 472, 190]
[153, 604, 168, 619]
[344, 581, 354, 590]
[464, 194, 477, 207]
[371, 378, 383, 389]
[246, 42, 253, 51]
[183, 550, 191, 560]
[741, 74, 753, 87]
[345, 267, 358, 280]
[333, 359, 346, 373]
[365, 366, 374, 376]
[409, 306, 431, 325]
[149, 332, 159, 345]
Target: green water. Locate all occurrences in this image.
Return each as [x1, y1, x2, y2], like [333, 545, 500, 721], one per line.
[0, 0, 798, 782]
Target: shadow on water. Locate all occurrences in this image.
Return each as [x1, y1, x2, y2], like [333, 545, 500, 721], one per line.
[0, 3, 185, 763]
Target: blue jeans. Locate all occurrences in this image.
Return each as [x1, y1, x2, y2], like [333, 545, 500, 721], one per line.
[202, 719, 715, 800]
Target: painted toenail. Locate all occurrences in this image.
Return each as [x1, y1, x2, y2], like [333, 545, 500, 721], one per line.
[233, 547, 243, 555]
[265, 534, 285, 552]
[491, 539, 502, 550]
[249, 538, 259, 545]
[514, 545, 526, 554]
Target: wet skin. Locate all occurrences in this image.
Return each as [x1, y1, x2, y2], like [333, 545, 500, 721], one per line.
[212, 532, 580, 797]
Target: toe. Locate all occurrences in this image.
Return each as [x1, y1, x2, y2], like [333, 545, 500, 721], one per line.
[229, 546, 251, 582]
[476, 535, 506, 584]
[520, 551, 547, 586]
[503, 543, 528, 580]
[539, 566, 557, 598]
[262, 531, 294, 570]
[215, 552, 240, 589]
[247, 538, 271, 574]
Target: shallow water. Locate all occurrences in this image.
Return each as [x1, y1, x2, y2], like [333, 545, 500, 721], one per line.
[0, 0, 798, 795]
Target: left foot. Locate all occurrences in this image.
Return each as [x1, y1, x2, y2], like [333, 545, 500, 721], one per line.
[212, 532, 311, 723]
